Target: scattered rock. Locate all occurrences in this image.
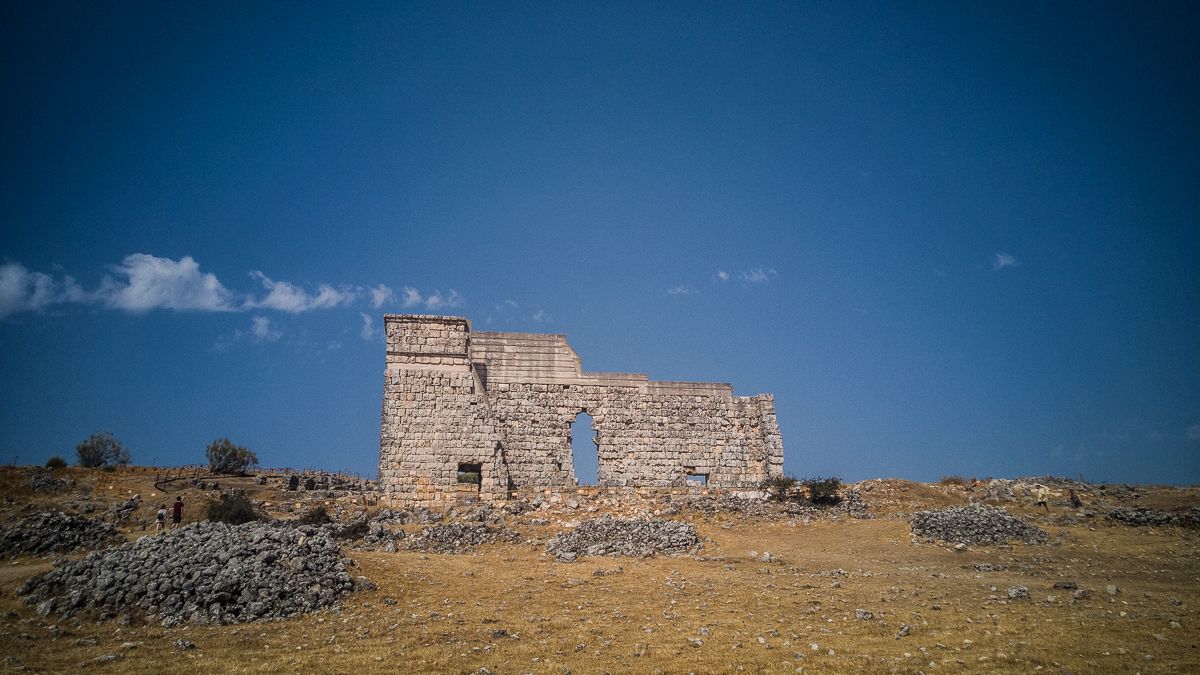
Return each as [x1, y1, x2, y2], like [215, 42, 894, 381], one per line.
[1007, 586, 1030, 600]
[855, 609, 874, 620]
[173, 639, 196, 651]
[19, 521, 357, 625]
[27, 471, 70, 493]
[910, 505, 1048, 546]
[404, 523, 519, 554]
[0, 511, 121, 558]
[1107, 507, 1200, 529]
[547, 517, 701, 561]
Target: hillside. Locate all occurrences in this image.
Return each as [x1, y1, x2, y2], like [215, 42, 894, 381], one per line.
[0, 466, 1196, 673]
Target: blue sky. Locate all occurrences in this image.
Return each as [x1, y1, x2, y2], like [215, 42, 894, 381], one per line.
[2, 2, 1197, 484]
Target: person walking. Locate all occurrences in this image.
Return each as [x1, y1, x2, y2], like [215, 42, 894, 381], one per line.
[1033, 484, 1050, 512]
[171, 496, 184, 530]
[156, 504, 166, 533]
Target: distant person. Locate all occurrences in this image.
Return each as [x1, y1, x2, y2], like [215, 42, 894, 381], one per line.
[1033, 484, 1049, 512]
[1069, 488, 1083, 508]
[172, 496, 184, 529]
[156, 504, 166, 533]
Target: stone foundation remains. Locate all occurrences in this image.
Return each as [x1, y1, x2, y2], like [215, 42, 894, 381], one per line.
[378, 314, 783, 504]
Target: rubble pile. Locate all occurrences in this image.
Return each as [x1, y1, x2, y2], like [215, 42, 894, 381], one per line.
[1107, 507, 1200, 529]
[348, 520, 406, 553]
[910, 504, 1048, 546]
[0, 511, 121, 558]
[26, 471, 70, 493]
[404, 523, 519, 553]
[547, 517, 702, 561]
[19, 521, 360, 625]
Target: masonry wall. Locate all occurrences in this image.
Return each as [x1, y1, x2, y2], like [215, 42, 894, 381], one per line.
[379, 314, 784, 504]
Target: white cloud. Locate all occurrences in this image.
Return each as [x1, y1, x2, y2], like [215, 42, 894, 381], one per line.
[1188, 424, 1200, 441]
[667, 285, 694, 295]
[0, 263, 81, 319]
[740, 267, 777, 284]
[104, 254, 236, 313]
[401, 287, 422, 308]
[249, 315, 281, 342]
[993, 252, 1020, 271]
[369, 284, 394, 309]
[0, 254, 410, 322]
[713, 270, 730, 282]
[359, 312, 383, 341]
[532, 309, 547, 322]
[424, 289, 463, 311]
[247, 271, 359, 313]
[493, 299, 518, 312]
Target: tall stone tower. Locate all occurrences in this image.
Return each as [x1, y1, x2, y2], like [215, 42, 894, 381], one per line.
[377, 315, 509, 504]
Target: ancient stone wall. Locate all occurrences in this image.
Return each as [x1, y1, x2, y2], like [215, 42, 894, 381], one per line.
[379, 314, 783, 504]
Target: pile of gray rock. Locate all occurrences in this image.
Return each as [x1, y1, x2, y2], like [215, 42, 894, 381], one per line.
[404, 523, 519, 553]
[18, 521, 360, 625]
[27, 471, 70, 493]
[1107, 507, 1200, 529]
[547, 517, 702, 561]
[910, 504, 1048, 546]
[0, 511, 121, 558]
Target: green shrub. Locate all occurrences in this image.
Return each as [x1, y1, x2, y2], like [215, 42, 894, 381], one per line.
[76, 431, 130, 468]
[803, 476, 843, 506]
[45, 456, 67, 469]
[299, 505, 333, 525]
[206, 438, 258, 475]
[207, 492, 260, 525]
[761, 474, 799, 502]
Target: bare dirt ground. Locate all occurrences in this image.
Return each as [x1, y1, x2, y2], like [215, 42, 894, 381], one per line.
[0, 466, 1197, 674]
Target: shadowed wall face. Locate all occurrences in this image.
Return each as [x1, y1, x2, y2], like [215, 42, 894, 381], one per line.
[379, 315, 784, 504]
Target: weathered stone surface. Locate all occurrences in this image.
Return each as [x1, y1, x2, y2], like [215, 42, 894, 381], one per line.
[1107, 507, 1200, 529]
[910, 504, 1048, 546]
[18, 521, 357, 625]
[546, 516, 702, 560]
[404, 523, 519, 554]
[0, 511, 121, 557]
[26, 471, 70, 493]
[378, 315, 784, 504]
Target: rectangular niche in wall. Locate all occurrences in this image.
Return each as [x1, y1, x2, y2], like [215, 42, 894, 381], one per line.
[457, 463, 482, 488]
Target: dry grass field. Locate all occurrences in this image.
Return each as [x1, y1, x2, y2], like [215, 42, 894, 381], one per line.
[0, 467, 1197, 674]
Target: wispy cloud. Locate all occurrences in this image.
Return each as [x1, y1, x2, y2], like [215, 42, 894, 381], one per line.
[1188, 424, 1200, 441]
[0, 254, 411, 322]
[667, 285, 694, 296]
[532, 309, 548, 322]
[424, 289, 463, 311]
[713, 270, 730, 282]
[369, 284, 395, 309]
[214, 314, 282, 350]
[105, 254, 237, 313]
[249, 315, 281, 342]
[247, 271, 359, 313]
[359, 312, 383, 341]
[0, 262, 88, 319]
[992, 252, 1020, 271]
[400, 287, 422, 308]
[740, 267, 777, 284]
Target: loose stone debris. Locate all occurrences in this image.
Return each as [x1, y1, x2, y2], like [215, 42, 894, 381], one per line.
[26, 471, 70, 493]
[0, 511, 121, 558]
[1106, 507, 1200, 529]
[403, 523, 520, 554]
[546, 517, 702, 561]
[909, 504, 1048, 546]
[18, 521, 359, 625]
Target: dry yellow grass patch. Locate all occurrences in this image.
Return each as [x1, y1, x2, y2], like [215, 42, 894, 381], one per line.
[0, 468, 1197, 673]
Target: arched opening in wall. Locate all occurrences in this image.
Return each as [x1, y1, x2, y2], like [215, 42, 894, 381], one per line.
[570, 411, 598, 485]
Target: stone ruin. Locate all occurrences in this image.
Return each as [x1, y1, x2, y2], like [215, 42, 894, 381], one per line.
[378, 314, 784, 505]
